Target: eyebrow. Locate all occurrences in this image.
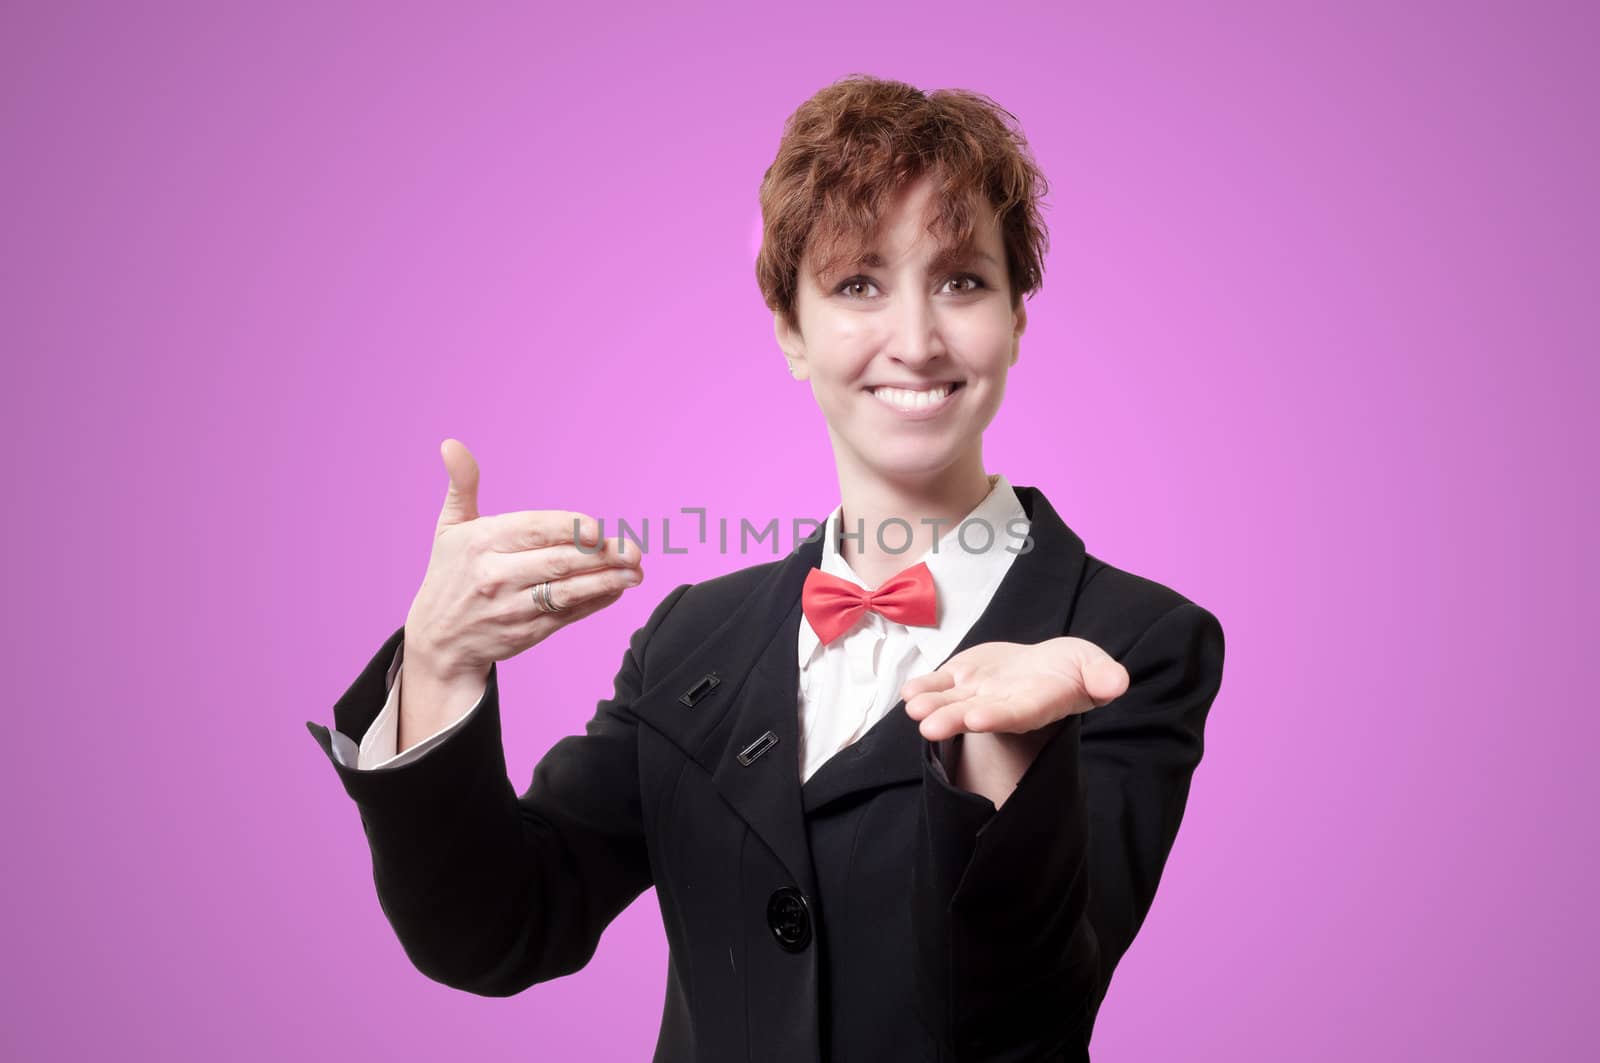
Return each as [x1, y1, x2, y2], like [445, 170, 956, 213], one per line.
[854, 248, 1001, 272]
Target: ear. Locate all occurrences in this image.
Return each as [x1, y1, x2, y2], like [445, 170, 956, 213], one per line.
[774, 310, 810, 381]
[1010, 297, 1027, 366]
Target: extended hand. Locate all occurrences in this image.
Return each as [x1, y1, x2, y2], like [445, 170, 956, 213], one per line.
[901, 638, 1130, 743]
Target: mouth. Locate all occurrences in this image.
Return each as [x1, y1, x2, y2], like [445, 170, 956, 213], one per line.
[864, 380, 965, 416]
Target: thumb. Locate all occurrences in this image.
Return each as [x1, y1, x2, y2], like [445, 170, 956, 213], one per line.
[437, 438, 480, 527]
[1085, 652, 1131, 708]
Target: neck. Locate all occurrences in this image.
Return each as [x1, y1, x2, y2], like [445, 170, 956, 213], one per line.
[832, 452, 996, 588]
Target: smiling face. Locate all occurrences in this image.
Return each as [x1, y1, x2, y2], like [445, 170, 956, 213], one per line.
[774, 174, 1026, 493]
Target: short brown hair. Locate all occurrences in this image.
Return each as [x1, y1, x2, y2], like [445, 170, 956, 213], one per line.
[756, 74, 1051, 333]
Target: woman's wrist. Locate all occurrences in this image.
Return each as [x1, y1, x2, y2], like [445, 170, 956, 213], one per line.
[953, 728, 1053, 809]
[397, 658, 488, 753]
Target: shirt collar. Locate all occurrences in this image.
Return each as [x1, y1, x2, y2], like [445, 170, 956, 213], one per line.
[797, 472, 1030, 668]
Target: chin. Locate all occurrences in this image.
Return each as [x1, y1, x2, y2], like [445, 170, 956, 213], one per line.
[857, 443, 966, 477]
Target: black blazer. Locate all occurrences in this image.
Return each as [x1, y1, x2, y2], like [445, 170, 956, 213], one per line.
[306, 484, 1226, 1062]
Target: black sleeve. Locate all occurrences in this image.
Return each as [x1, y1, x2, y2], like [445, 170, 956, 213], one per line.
[911, 601, 1227, 1059]
[304, 582, 694, 996]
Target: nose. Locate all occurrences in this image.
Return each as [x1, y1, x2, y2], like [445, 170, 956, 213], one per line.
[884, 290, 946, 370]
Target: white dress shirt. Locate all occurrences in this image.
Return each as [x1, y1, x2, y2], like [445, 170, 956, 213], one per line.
[794, 472, 1026, 784]
[330, 473, 1029, 783]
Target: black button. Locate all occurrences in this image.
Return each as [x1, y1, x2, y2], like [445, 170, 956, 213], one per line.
[738, 730, 779, 765]
[766, 887, 812, 952]
[679, 671, 721, 708]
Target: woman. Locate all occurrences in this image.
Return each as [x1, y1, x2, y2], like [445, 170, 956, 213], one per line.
[307, 74, 1226, 1062]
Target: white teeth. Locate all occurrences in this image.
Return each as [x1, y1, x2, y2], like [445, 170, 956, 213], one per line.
[869, 385, 954, 410]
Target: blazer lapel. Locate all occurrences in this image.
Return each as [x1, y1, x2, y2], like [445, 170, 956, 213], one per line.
[799, 483, 1087, 813]
[629, 527, 824, 897]
[628, 483, 1087, 896]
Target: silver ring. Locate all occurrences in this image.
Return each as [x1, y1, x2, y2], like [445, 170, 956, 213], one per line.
[531, 580, 567, 614]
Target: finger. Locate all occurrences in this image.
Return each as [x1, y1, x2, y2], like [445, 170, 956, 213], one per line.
[917, 697, 977, 742]
[915, 688, 972, 739]
[504, 586, 626, 648]
[529, 584, 623, 627]
[477, 510, 611, 554]
[900, 671, 956, 703]
[962, 702, 999, 732]
[437, 439, 481, 527]
[962, 698, 1028, 733]
[492, 537, 642, 590]
[902, 684, 965, 721]
[516, 563, 642, 622]
[1084, 655, 1131, 708]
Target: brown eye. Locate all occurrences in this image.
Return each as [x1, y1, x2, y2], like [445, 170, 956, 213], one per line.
[836, 276, 878, 299]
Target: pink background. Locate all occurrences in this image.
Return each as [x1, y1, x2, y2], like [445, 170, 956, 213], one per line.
[3, 2, 1592, 1060]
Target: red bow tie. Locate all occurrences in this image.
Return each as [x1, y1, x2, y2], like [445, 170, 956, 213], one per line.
[800, 561, 938, 646]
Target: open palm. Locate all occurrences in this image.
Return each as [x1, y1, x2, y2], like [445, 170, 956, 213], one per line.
[901, 638, 1130, 743]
